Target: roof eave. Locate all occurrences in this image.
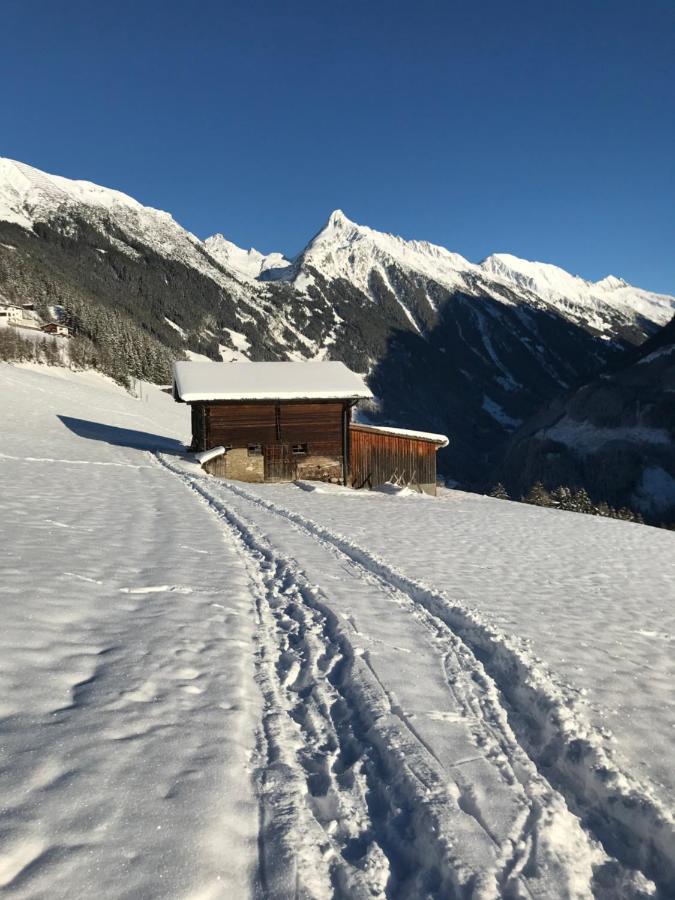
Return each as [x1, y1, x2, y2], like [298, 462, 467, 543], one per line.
[176, 392, 373, 403]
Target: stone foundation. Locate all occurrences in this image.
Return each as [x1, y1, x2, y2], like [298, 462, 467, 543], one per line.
[296, 455, 343, 483]
[203, 448, 264, 482]
[202, 450, 342, 484]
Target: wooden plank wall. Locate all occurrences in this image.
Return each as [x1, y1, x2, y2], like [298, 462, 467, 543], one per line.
[201, 401, 344, 455]
[206, 403, 277, 447]
[349, 425, 438, 493]
[278, 403, 343, 454]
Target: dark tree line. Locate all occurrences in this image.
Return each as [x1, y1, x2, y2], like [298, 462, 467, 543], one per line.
[59, 297, 180, 385]
[489, 480, 651, 525]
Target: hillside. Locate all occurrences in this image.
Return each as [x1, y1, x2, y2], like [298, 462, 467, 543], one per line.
[501, 315, 675, 523]
[1, 361, 673, 896]
[1, 157, 674, 485]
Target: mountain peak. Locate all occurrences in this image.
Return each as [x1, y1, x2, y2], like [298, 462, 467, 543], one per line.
[204, 233, 290, 281]
[596, 275, 628, 290]
[326, 209, 356, 229]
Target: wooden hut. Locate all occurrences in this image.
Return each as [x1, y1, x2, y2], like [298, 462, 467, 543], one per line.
[349, 424, 448, 496]
[173, 361, 372, 484]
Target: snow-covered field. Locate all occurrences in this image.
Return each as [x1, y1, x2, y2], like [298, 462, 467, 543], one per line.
[1, 363, 674, 898]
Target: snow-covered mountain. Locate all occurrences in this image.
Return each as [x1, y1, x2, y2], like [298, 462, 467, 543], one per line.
[279, 208, 674, 339]
[1, 156, 673, 487]
[204, 233, 290, 281]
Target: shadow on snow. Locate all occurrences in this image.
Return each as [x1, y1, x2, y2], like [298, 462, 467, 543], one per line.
[57, 416, 185, 454]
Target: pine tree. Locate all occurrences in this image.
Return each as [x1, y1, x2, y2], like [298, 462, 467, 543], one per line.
[523, 481, 552, 507]
[569, 487, 594, 514]
[489, 483, 510, 500]
[549, 485, 573, 510]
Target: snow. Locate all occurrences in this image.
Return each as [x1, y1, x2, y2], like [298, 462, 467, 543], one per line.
[352, 422, 449, 446]
[0, 158, 148, 229]
[0, 364, 261, 898]
[546, 417, 672, 451]
[296, 209, 474, 302]
[482, 395, 522, 430]
[222, 327, 250, 354]
[1, 361, 674, 896]
[198, 476, 675, 893]
[184, 348, 213, 363]
[638, 344, 675, 366]
[481, 252, 675, 330]
[0, 158, 269, 329]
[194, 445, 226, 464]
[163, 316, 186, 337]
[204, 234, 291, 281]
[173, 360, 373, 402]
[218, 328, 251, 362]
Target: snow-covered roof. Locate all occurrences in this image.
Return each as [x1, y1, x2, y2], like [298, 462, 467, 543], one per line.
[173, 361, 373, 402]
[352, 423, 449, 447]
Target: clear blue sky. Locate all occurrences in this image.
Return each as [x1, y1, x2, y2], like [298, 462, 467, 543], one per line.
[2, 0, 674, 292]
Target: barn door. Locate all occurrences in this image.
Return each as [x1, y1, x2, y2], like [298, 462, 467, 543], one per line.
[264, 443, 294, 482]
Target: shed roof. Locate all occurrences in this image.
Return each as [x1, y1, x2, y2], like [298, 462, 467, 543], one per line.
[173, 360, 373, 403]
[351, 423, 449, 447]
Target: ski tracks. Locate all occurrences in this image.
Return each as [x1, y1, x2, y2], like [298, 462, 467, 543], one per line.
[157, 457, 664, 898]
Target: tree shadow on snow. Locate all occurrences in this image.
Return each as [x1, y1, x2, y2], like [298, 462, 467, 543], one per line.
[57, 416, 185, 454]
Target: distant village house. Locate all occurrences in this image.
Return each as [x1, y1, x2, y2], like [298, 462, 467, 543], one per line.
[41, 322, 70, 337]
[173, 361, 448, 495]
[0, 303, 23, 327]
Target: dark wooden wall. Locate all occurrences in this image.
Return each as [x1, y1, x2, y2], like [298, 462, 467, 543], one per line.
[195, 401, 346, 455]
[349, 425, 439, 493]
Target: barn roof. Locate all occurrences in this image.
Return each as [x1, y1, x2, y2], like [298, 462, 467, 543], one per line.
[173, 360, 373, 402]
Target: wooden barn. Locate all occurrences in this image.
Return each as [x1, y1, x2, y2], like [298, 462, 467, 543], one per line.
[173, 361, 448, 494]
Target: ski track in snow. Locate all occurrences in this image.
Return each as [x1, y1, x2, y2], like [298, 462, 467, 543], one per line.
[158, 455, 665, 898]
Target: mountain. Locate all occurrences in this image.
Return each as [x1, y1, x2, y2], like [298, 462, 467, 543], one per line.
[280, 209, 673, 342]
[204, 234, 291, 281]
[1, 157, 674, 486]
[499, 315, 675, 523]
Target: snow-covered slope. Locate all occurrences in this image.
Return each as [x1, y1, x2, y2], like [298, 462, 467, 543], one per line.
[481, 252, 675, 335]
[0, 158, 216, 274]
[1, 361, 673, 896]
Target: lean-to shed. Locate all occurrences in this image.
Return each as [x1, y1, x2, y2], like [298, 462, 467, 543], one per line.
[349, 424, 449, 496]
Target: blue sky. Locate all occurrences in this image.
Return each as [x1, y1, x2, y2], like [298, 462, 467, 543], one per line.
[2, 0, 674, 292]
